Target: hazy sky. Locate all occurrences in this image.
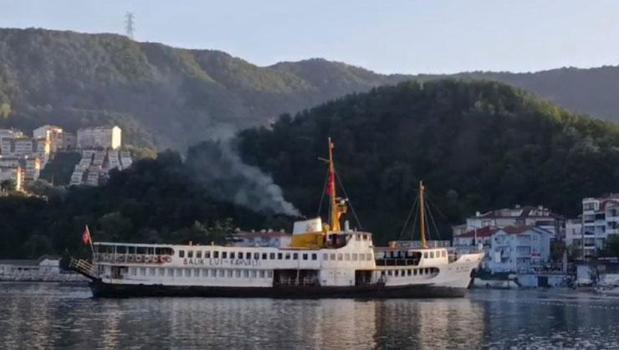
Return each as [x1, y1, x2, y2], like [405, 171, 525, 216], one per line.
[1, 0, 618, 74]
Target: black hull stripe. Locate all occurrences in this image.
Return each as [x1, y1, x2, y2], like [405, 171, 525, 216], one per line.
[90, 281, 468, 299]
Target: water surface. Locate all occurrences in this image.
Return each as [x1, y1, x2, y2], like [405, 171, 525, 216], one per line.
[0, 283, 617, 349]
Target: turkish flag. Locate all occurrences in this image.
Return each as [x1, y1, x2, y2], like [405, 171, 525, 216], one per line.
[327, 171, 335, 197]
[82, 225, 92, 246]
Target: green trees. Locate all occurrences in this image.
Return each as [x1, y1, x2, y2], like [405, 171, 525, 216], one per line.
[0, 102, 10, 118]
[0, 179, 15, 192]
[0, 150, 289, 259]
[606, 235, 619, 257]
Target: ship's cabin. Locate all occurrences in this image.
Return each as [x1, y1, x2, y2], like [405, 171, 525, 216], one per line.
[374, 248, 449, 266]
[323, 231, 372, 249]
[93, 242, 175, 263]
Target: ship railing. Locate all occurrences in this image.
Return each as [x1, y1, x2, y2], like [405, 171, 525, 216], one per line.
[94, 253, 171, 264]
[68, 258, 97, 280]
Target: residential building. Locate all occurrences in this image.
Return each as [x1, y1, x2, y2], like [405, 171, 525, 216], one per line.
[453, 226, 497, 248]
[0, 156, 40, 188]
[12, 137, 33, 156]
[77, 126, 122, 150]
[33, 125, 63, 153]
[70, 149, 133, 186]
[565, 218, 584, 254]
[58, 131, 77, 150]
[577, 195, 619, 258]
[0, 129, 23, 143]
[21, 156, 41, 182]
[454, 205, 564, 238]
[0, 137, 11, 155]
[0, 136, 50, 165]
[487, 226, 552, 273]
[0, 256, 87, 282]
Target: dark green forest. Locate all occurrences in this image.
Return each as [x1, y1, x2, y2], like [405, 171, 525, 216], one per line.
[0, 151, 291, 259]
[238, 80, 619, 243]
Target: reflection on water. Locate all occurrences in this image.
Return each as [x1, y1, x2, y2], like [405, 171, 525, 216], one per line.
[0, 282, 618, 349]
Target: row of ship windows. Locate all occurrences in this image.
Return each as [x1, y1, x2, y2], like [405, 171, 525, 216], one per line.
[423, 250, 447, 259]
[178, 250, 373, 262]
[381, 268, 436, 277]
[128, 267, 274, 279]
[179, 250, 317, 261]
[323, 253, 372, 261]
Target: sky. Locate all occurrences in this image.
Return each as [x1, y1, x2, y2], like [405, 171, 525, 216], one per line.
[1, 0, 618, 74]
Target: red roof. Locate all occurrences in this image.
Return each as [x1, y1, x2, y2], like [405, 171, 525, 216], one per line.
[502, 225, 536, 235]
[458, 226, 498, 238]
[600, 199, 619, 210]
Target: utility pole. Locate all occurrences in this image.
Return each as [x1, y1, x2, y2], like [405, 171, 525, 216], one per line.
[125, 12, 135, 40]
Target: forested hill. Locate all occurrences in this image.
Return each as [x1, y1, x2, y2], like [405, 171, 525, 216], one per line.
[1, 28, 619, 150]
[0, 28, 404, 149]
[415, 66, 619, 122]
[238, 80, 619, 243]
[0, 151, 292, 259]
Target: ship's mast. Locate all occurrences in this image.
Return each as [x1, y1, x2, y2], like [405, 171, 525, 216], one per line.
[419, 181, 428, 248]
[328, 137, 341, 232]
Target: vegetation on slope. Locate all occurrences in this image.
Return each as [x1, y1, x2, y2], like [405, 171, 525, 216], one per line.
[0, 28, 404, 149]
[416, 66, 619, 122]
[238, 80, 619, 243]
[0, 151, 291, 259]
[3, 28, 619, 151]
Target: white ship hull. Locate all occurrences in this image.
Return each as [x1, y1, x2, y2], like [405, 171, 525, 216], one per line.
[72, 232, 483, 298]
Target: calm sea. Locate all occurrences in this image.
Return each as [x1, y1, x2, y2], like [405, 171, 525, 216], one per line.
[0, 282, 617, 349]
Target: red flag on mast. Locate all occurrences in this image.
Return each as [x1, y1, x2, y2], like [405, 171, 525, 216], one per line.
[82, 225, 92, 246]
[327, 171, 335, 197]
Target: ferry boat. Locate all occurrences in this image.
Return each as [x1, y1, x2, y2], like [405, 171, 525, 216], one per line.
[69, 139, 484, 298]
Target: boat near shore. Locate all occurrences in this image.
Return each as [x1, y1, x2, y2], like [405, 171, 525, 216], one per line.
[69, 139, 484, 298]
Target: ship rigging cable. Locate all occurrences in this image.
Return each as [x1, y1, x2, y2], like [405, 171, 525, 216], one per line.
[316, 167, 330, 217]
[334, 169, 363, 230]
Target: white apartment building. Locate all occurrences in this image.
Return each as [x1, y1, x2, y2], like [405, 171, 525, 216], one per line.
[77, 126, 122, 150]
[575, 195, 619, 258]
[33, 125, 64, 153]
[70, 149, 133, 186]
[487, 226, 552, 273]
[0, 156, 41, 187]
[59, 132, 77, 150]
[21, 157, 41, 182]
[0, 129, 23, 143]
[453, 226, 497, 248]
[565, 218, 584, 254]
[1, 136, 50, 163]
[12, 137, 33, 157]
